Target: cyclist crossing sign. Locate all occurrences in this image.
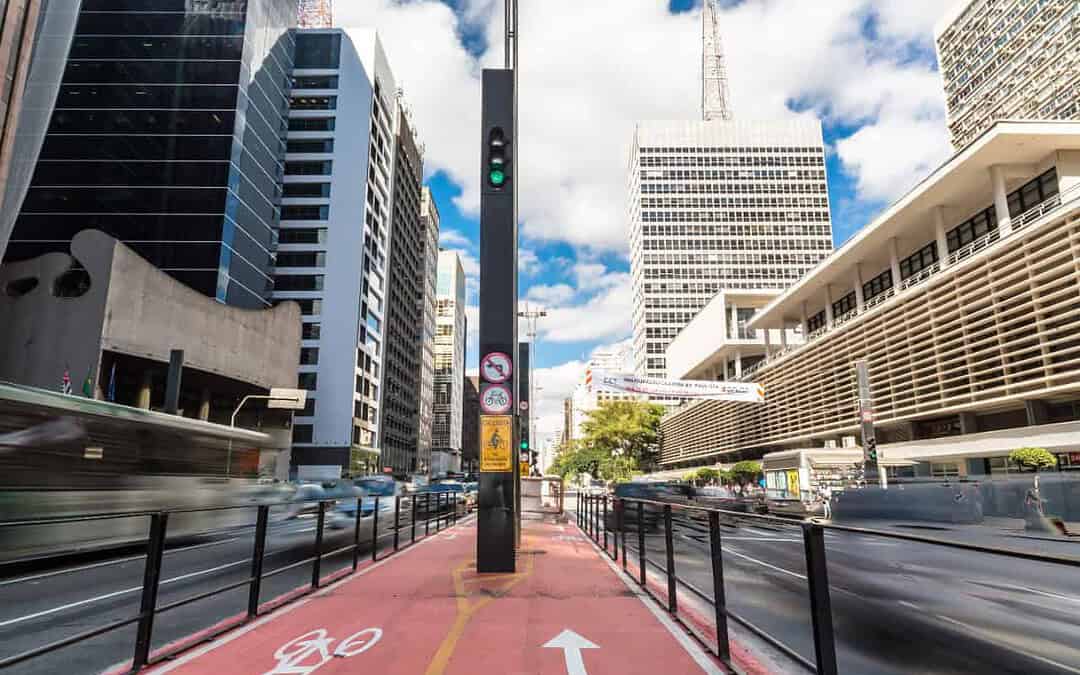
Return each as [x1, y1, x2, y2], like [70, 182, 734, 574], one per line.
[480, 383, 513, 414]
[480, 415, 513, 472]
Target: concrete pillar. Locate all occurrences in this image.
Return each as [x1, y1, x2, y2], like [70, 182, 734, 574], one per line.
[734, 350, 742, 378]
[800, 301, 809, 335]
[934, 206, 951, 268]
[780, 325, 789, 348]
[889, 238, 903, 286]
[989, 165, 1012, 236]
[729, 301, 739, 339]
[763, 327, 772, 361]
[824, 285, 835, 327]
[198, 388, 212, 421]
[137, 371, 153, 410]
[852, 264, 865, 311]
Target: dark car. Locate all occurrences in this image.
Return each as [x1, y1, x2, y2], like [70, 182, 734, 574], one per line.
[603, 481, 695, 532]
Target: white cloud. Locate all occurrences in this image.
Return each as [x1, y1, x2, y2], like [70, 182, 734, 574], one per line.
[525, 283, 575, 306]
[439, 229, 473, 249]
[541, 280, 633, 344]
[531, 359, 585, 438]
[518, 248, 542, 276]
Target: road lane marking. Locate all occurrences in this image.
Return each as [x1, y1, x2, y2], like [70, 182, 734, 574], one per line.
[543, 629, 599, 675]
[265, 627, 382, 674]
[0, 537, 240, 589]
[720, 547, 806, 580]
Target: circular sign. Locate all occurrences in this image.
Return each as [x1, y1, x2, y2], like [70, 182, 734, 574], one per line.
[480, 352, 513, 384]
[480, 384, 513, 414]
[518, 400, 529, 412]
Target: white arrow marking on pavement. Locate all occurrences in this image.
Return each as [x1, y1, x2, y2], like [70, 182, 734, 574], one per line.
[543, 629, 599, 675]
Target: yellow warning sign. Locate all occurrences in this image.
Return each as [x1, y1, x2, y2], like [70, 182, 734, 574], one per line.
[480, 415, 513, 472]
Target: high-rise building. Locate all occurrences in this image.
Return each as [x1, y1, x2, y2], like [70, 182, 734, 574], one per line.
[275, 28, 396, 477]
[936, 0, 1080, 150]
[432, 250, 465, 475]
[417, 187, 440, 469]
[4, 0, 299, 309]
[462, 375, 480, 473]
[628, 8, 832, 379]
[628, 120, 833, 378]
[380, 101, 426, 476]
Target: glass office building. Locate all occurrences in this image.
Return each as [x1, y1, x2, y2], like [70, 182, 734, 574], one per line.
[4, 0, 298, 308]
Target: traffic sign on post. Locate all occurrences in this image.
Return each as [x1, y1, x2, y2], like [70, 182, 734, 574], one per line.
[477, 68, 517, 573]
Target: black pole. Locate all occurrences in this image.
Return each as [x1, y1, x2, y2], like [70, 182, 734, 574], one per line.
[425, 493, 431, 536]
[371, 496, 380, 561]
[803, 523, 838, 675]
[664, 505, 677, 613]
[620, 499, 627, 572]
[247, 505, 269, 619]
[312, 502, 326, 588]
[708, 512, 731, 663]
[132, 513, 168, 670]
[637, 502, 646, 587]
[352, 496, 362, 570]
[477, 67, 518, 574]
[611, 498, 618, 562]
[602, 496, 609, 553]
[411, 494, 418, 544]
[393, 495, 401, 551]
[163, 349, 183, 415]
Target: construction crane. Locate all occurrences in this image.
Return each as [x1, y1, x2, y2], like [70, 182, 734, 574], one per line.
[702, 0, 734, 121]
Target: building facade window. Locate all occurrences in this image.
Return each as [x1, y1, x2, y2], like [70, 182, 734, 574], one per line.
[899, 242, 938, 280]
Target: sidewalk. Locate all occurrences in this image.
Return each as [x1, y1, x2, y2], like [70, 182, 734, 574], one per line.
[147, 516, 727, 675]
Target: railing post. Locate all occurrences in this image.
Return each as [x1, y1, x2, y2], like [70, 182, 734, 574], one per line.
[619, 499, 627, 572]
[247, 505, 270, 619]
[708, 511, 731, 663]
[425, 494, 431, 536]
[803, 522, 838, 675]
[611, 498, 618, 561]
[602, 496, 609, 553]
[352, 496, 362, 571]
[637, 501, 646, 587]
[132, 512, 168, 671]
[371, 496, 380, 561]
[411, 494, 418, 544]
[664, 504, 677, 613]
[393, 495, 401, 551]
[312, 501, 326, 589]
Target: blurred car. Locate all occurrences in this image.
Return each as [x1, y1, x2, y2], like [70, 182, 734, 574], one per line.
[603, 481, 695, 531]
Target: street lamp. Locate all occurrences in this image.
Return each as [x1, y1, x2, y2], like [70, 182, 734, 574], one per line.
[227, 387, 308, 478]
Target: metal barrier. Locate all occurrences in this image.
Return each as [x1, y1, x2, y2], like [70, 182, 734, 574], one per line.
[0, 491, 464, 671]
[577, 493, 1080, 674]
[522, 477, 564, 518]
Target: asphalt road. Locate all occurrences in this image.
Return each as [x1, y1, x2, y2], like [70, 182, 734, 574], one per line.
[0, 500, 459, 675]
[576, 499, 1080, 674]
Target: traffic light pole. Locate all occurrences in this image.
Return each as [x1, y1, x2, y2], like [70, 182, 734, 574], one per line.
[855, 361, 886, 488]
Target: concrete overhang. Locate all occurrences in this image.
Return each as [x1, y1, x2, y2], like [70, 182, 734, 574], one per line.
[749, 121, 1080, 330]
[665, 290, 780, 380]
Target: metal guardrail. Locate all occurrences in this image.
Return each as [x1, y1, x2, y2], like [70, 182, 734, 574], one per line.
[577, 493, 1080, 675]
[0, 491, 464, 671]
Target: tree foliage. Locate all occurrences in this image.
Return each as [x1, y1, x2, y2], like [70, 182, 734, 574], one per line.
[730, 460, 762, 486]
[1009, 447, 1057, 470]
[579, 401, 666, 470]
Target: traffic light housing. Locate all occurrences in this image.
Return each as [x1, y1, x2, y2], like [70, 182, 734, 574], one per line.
[487, 128, 509, 189]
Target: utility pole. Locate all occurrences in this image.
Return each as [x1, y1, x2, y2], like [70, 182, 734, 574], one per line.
[518, 303, 546, 474]
[477, 0, 519, 573]
[855, 361, 886, 489]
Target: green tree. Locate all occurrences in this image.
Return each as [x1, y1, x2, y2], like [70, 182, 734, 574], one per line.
[599, 455, 638, 483]
[695, 467, 721, 486]
[550, 441, 606, 483]
[1009, 447, 1057, 471]
[730, 460, 762, 488]
[579, 401, 666, 471]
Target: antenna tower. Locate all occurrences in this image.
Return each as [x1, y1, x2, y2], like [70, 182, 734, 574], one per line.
[298, 0, 332, 28]
[702, 0, 734, 121]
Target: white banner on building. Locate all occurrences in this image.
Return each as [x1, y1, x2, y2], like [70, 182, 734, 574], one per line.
[595, 371, 765, 403]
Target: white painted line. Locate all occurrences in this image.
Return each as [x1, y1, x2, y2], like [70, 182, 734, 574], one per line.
[933, 613, 1080, 674]
[0, 558, 249, 629]
[576, 523, 724, 675]
[1012, 585, 1080, 605]
[0, 537, 240, 589]
[721, 547, 806, 581]
[543, 628, 599, 675]
[148, 514, 477, 674]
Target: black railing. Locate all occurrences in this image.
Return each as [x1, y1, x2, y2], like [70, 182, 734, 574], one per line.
[577, 493, 1080, 674]
[0, 491, 464, 671]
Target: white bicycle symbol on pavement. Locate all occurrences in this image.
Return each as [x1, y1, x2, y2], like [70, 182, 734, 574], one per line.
[264, 627, 383, 674]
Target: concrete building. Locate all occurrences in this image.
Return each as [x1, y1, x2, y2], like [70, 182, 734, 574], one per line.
[660, 121, 1080, 478]
[0, 230, 300, 473]
[936, 0, 1080, 151]
[432, 250, 465, 475]
[417, 188, 440, 470]
[274, 29, 396, 477]
[462, 375, 480, 474]
[628, 119, 833, 378]
[4, 0, 299, 309]
[380, 102, 426, 476]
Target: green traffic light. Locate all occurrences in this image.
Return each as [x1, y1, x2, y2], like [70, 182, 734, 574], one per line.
[489, 169, 506, 187]
[520, 441, 528, 450]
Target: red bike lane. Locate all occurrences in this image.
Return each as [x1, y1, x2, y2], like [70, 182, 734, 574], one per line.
[149, 517, 725, 675]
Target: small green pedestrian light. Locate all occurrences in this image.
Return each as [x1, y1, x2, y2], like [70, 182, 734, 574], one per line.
[520, 440, 528, 450]
[489, 169, 506, 187]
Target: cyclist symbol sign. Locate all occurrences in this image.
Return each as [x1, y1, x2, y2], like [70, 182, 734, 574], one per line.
[480, 383, 513, 414]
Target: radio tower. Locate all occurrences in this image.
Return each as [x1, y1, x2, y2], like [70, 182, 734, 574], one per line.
[298, 0, 332, 28]
[702, 0, 734, 121]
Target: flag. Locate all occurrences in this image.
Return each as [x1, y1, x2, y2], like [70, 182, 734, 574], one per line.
[107, 363, 117, 402]
[62, 368, 72, 395]
[82, 367, 94, 397]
